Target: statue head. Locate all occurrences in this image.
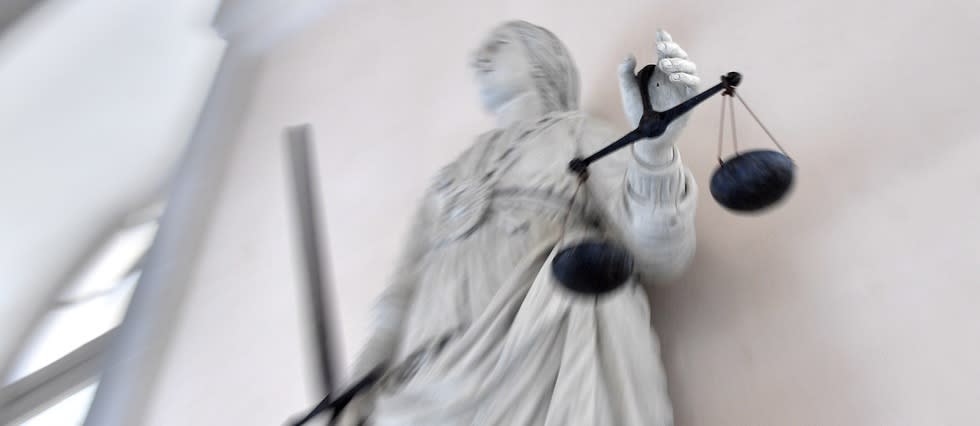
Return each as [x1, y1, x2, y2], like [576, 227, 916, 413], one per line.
[470, 21, 580, 114]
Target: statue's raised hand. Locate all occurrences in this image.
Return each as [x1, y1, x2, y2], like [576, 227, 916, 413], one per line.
[618, 29, 700, 129]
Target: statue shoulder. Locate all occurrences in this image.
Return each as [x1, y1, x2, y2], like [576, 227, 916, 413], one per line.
[429, 130, 500, 192]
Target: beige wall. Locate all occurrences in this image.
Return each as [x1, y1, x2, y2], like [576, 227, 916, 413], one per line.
[149, 0, 980, 424]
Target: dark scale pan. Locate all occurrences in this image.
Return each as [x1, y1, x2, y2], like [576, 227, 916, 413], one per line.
[555, 68, 795, 295]
[711, 150, 795, 212]
[552, 241, 634, 295]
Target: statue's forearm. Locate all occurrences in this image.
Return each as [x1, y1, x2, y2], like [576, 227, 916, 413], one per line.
[575, 116, 696, 284]
[626, 145, 687, 205]
[350, 279, 414, 377]
[351, 198, 434, 377]
[632, 138, 676, 169]
[615, 145, 698, 284]
[631, 112, 689, 168]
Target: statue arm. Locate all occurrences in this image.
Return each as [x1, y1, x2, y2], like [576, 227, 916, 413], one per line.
[579, 117, 698, 287]
[585, 29, 700, 286]
[349, 193, 435, 378]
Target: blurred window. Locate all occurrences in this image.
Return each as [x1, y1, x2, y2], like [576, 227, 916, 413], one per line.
[3, 216, 159, 425]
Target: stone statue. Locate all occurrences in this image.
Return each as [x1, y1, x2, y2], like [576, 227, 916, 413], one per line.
[343, 20, 700, 425]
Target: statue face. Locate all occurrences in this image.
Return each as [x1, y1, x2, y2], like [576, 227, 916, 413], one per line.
[471, 32, 535, 112]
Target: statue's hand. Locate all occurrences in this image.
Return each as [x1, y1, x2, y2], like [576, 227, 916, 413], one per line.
[651, 29, 699, 108]
[618, 29, 700, 129]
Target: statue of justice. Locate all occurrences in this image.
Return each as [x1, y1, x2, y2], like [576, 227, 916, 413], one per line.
[292, 19, 794, 426]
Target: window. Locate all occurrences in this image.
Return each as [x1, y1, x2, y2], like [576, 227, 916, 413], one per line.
[2, 215, 159, 425]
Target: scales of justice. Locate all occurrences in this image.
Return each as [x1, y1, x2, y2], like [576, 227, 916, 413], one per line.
[287, 23, 796, 425]
[553, 66, 794, 295]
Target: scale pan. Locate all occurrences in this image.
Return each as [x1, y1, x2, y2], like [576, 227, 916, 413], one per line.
[552, 241, 633, 295]
[710, 149, 795, 212]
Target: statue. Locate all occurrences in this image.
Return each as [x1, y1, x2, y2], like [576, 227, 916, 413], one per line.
[342, 20, 701, 425]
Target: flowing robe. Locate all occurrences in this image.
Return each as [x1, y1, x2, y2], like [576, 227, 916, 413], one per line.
[349, 110, 697, 425]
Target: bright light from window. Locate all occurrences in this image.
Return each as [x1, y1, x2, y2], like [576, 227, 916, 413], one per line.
[19, 381, 99, 426]
[5, 273, 139, 384]
[60, 220, 158, 302]
[4, 220, 157, 385]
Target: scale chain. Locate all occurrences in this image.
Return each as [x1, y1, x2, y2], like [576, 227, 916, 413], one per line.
[733, 91, 791, 157]
[728, 95, 739, 155]
[717, 93, 727, 164]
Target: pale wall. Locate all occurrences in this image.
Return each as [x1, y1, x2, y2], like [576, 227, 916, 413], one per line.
[150, 0, 980, 424]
